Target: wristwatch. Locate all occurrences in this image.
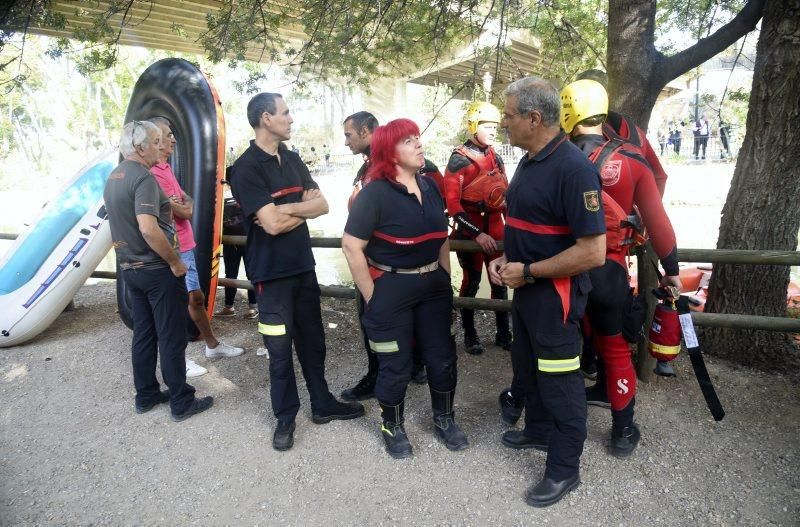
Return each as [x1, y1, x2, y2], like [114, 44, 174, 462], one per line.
[523, 263, 536, 285]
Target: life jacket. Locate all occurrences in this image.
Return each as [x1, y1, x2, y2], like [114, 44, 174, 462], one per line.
[588, 137, 647, 255]
[454, 145, 508, 211]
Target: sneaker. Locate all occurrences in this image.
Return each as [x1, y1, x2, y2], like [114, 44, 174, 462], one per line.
[585, 384, 610, 408]
[312, 399, 365, 424]
[256, 347, 270, 358]
[171, 395, 214, 422]
[205, 341, 244, 358]
[244, 307, 259, 319]
[214, 306, 236, 317]
[610, 423, 641, 458]
[186, 359, 208, 378]
[135, 390, 170, 414]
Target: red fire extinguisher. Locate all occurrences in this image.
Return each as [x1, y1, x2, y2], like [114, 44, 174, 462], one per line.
[648, 288, 682, 361]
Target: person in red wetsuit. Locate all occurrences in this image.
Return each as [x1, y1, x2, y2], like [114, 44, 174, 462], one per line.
[561, 79, 682, 457]
[576, 69, 668, 197]
[444, 101, 511, 355]
[576, 69, 676, 379]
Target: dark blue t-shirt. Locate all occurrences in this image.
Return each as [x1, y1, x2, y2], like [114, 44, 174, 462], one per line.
[229, 141, 319, 282]
[504, 132, 605, 266]
[345, 175, 448, 269]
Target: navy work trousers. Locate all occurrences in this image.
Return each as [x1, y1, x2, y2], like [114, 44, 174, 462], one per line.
[125, 266, 195, 414]
[362, 267, 456, 405]
[511, 283, 588, 481]
[255, 271, 334, 422]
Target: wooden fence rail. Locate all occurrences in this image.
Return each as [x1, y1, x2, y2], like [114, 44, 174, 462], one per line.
[4, 231, 799, 381]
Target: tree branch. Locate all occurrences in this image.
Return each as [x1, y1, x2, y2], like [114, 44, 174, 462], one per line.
[659, 0, 764, 85]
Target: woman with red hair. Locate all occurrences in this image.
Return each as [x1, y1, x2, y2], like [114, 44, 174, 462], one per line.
[342, 118, 466, 459]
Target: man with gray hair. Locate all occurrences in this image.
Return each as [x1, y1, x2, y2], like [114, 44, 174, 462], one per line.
[488, 76, 606, 507]
[104, 120, 213, 422]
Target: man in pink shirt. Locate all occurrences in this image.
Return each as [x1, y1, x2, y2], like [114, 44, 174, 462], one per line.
[149, 117, 243, 372]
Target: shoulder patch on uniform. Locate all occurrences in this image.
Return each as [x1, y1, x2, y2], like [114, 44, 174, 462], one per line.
[583, 190, 600, 212]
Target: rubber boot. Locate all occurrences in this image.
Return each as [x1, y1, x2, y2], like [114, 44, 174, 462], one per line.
[379, 401, 412, 459]
[430, 388, 468, 451]
[462, 309, 484, 355]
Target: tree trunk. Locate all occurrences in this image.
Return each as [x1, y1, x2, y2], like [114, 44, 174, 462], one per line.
[704, 0, 800, 371]
[606, 0, 764, 129]
[606, 0, 663, 128]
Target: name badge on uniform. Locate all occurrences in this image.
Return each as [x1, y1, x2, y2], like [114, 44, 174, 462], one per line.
[583, 190, 600, 212]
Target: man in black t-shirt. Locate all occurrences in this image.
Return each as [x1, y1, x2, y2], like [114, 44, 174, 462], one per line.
[103, 120, 213, 422]
[229, 93, 365, 451]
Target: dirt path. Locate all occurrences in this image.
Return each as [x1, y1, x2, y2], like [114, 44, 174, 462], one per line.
[1, 282, 798, 526]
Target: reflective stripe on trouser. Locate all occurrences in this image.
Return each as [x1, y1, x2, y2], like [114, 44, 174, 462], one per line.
[362, 269, 456, 405]
[254, 271, 334, 421]
[511, 282, 588, 481]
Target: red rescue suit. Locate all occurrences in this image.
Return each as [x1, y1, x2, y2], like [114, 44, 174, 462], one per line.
[576, 133, 678, 416]
[443, 141, 510, 342]
[604, 111, 668, 196]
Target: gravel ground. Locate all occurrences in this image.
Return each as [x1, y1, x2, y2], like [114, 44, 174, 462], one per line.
[1, 282, 798, 526]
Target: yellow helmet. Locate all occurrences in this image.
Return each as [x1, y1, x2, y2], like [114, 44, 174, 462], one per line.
[466, 101, 501, 135]
[560, 79, 608, 133]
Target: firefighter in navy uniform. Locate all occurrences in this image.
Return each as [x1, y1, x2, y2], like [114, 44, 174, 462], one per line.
[343, 118, 466, 459]
[560, 79, 682, 456]
[230, 92, 365, 452]
[444, 101, 511, 355]
[489, 77, 606, 507]
[340, 112, 437, 402]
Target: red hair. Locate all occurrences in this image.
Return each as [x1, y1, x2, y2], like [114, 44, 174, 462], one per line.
[366, 118, 420, 182]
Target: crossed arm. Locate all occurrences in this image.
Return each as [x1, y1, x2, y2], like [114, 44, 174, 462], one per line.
[255, 189, 329, 236]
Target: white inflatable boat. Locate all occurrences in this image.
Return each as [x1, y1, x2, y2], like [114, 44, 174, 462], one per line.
[0, 150, 117, 347]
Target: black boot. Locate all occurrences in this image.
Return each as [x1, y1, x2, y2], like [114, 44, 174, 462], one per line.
[610, 399, 639, 457]
[493, 288, 512, 351]
[585, 384, 610, 408]
[610, 423, 641, 458]
[379, 401, 413, 459]
[461, 309, 484, 355]
[340, 372, 377, 401]
[411, 362, 427, 385]
[341, 353, 378, 401]
[430, 388, 468, 451]
[499, 387, 524, 426]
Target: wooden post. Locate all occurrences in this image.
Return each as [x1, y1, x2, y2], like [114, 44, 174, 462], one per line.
[635, 243, 658, 382]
